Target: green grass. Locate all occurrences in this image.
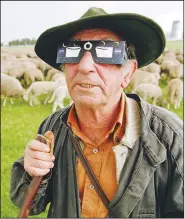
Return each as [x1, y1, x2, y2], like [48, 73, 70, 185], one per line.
[1, 99, 51, 218]
[166, 40, 183, 51]
[1, 97, 71, 218]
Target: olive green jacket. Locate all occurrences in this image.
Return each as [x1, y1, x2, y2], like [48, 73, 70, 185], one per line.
[10, 94, 183, 218]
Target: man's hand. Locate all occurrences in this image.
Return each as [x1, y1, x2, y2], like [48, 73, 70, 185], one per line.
[24, 139, 55, 177]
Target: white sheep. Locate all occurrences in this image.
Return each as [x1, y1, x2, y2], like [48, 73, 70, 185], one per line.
[161, 60, 180, 78]
[1, 60, 20, 74]
[169, 64, 183, 80]
[27, 51, 38, 58]
[48, 84, 71, 112]
[129, 70, 160, 92]
[51, 73, 66, 83]
[1, 73, 25, 106]
[166, 78, 183, 110]
[45, 69, 61, 81]
[45, 63, 53, 72]
[5, 61, 37, 80]
[1, 53, 17, 61]
[135, 83, 163, 105]
[24, 68, 44, 85]
[176, 54, 183, 64]
[32, 58, 47, 73]
[23, 80, 62, 106]
[141, 63, 161, 75]
[154, 54, 163, 65]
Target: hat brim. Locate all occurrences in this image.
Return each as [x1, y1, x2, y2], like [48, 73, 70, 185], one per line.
[35, 13, 166, 69]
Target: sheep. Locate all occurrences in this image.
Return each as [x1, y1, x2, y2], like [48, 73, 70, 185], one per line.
[3, 61, 37, 84]
[1, 53, 17, 61]
[17, 55, 30, 61]
[45, 63, 53, 72]
[23, 80, 62, 106]
[14, 51, 26, 58]
[135, 83, 164, 105]
[27, 51, 38, 58]
[1, 60, 18, 75]
[129, 70, 160, 92]
[164, 51, 176, 57]
[166, 78, 183, 110]
[1, 59, 18, 67]
[175, 49, 183, 56]
[161, 60, 180, 77]
[162, 52, 179, 63]
[141, 63, 161, 75]
[21, 61, 37, 69]
[32, 58, 47, 74]
[176, 54, 183, 64]
[51, 73, 66, 83]
[48, 84, 71, 112]
[45, 69, 61, 81]
[24, 68, 44, 85]
[168, 64, 183, 80]
[154, 54, 163, 65]
[6, 65, 26, 80]
[1, 73, 25, 106]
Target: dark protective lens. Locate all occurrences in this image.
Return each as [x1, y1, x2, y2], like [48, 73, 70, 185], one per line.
[56, 40, 128, 65]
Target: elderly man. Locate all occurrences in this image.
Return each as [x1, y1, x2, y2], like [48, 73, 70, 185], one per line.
[10, 7, 183, 218]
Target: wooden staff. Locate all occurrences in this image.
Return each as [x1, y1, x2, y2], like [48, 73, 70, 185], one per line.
[17, 131, 54, 218]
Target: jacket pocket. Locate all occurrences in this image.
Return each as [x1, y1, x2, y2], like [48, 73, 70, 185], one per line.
[138, 210, 155, 218]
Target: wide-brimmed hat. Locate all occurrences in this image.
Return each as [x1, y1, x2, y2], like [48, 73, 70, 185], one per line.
[35, 7, 166, 69]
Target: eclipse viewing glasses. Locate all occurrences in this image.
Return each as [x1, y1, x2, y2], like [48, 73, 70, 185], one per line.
[56, 40, 128, 65]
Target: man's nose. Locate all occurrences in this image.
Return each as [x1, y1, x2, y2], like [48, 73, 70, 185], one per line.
[78, 51, 96, 74]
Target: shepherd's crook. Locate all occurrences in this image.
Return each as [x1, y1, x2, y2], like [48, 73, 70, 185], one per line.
[17, 131, 54, 218]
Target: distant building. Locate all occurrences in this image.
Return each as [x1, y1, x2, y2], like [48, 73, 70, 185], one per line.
[170, 20, 182, 40]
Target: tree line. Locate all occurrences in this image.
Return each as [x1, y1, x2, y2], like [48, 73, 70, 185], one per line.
[7, 38, 37, 46]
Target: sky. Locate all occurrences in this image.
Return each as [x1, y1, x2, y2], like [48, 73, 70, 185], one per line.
[1, 1, 184, 44]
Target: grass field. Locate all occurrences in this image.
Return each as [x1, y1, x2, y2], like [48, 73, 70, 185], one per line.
[166, 40, 183, 51]
[1, 40, 184, 217]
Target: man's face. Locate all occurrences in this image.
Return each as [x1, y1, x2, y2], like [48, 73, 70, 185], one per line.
[63, 28, 136, 107]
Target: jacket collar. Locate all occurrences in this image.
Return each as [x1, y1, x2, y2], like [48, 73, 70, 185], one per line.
[126, 93, 166, 166]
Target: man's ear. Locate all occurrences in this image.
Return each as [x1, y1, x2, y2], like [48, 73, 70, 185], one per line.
[121, 60, 138, 89]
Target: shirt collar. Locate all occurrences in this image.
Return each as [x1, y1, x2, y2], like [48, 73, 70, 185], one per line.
[120, 92, 141, 149]
[67, 92, 141, 149]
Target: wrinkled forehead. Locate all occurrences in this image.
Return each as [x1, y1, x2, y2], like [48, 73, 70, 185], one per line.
[70, 28, 123, 41]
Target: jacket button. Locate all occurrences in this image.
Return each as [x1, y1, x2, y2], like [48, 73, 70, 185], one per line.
[93, 148, 98, 153]
[89, 184, 94, 189]
[115, 137, 120, 143]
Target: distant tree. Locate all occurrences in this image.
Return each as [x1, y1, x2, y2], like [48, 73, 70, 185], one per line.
[8, 37, 37, 46]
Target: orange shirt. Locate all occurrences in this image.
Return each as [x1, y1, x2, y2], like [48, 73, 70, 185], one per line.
[67, 95, 126, 218]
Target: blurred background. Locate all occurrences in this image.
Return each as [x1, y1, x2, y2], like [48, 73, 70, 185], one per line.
[1, 1, 184, 218]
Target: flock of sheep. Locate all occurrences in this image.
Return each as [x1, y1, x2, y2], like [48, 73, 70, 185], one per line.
[1, 48, 71, 112]
[127, 48, 183, 109]
[1, 46, 184, 112]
